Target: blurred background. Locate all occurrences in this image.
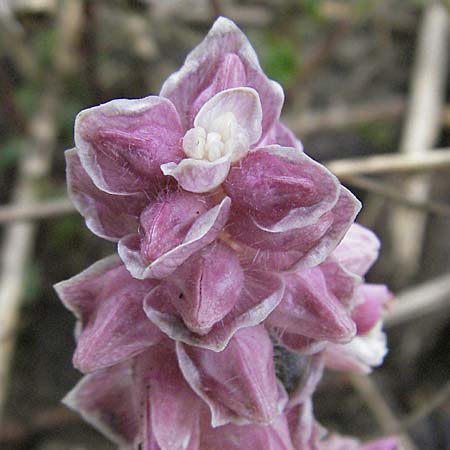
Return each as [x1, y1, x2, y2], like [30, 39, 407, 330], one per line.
[0, 0, 449, 449]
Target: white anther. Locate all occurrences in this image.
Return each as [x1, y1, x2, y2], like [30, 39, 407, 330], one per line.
[183, 127, 206, 159]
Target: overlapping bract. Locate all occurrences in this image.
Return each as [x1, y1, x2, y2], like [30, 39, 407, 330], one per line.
[57, 16, 398, 450]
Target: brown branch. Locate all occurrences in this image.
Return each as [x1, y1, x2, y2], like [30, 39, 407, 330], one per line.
[326, 148, 450, 177]
[285, 97, 406, 136]
[350, 374, 419, 450]
[389, 2, 449, 283]
[81, 0, 102, 103]
[0, 198, 75, 224]
[384, 273, 450, 327]
[0, 0, 83, 420]
[0, 65, 28, 135]
[0, 406, 78, 443]
[344, 176, 450, 218]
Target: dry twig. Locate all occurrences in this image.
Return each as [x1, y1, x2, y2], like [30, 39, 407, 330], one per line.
[350, 374, 418, 450]
[344, 176, 450, 218]
[0, 0, 83, 421]
[389, 3, 449, 283]
[326, 148, 450, 177]
[384, 273, 450, 327]
[285, 97, 406, 136]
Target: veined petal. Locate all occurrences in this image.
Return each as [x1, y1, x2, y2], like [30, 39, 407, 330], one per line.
[200, 412, 295, 450]
[352, 284, 393, 335]
[139, 192, 212, 263]
[118, 197, 230, 279]
[160, 17, 284, 137]
[177, 326, 287, 427]
[63, 361, 139, 449]
[144, 269, 284, 351]
[161, 156, 230, 193]
[225, 145, 339, 229]
[54, 256, 161, 373]
[259, 121, 303, 151]
[75, 95, 184, 195]
[163, 242, 244, 335]
[66, 148, 147, 241]
[333, 223, 380, 276]
[194, 87, 262, 145]
[323, 322, 388, 374]
[237, 187, 361, 272]
[136, 346, 201, 450]
[267, 263, 357, 344]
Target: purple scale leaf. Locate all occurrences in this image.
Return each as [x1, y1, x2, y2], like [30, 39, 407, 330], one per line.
[160, 17, 284, 137]
[75, 95, 184, 195]
[55, 256, 161, 373]
[118, 196, 231, 279]
[65, 148, 148, 241]
[143, 267, 285, 351]
[177, 325, 287, 427]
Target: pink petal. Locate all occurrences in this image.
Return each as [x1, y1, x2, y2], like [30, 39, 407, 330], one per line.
[118, 197, 230, 279]
[54, 256, 161, 373]
[75, 96, 184, 195]
[63, 360, 139, 449]
[195, 87, 262, 144]
[136, 346, 201, 450]
[200, 413, 296, 450]
[333, 223, 380, 276]
[323, 323, 388, 374]
[66, 148, 148, 241]
[160, 17, 284, 137]
[144, 269, 285, 351]
[266, 263, 357, 344]
[190, 53, 247, 118]
[287, 399, 327, 450]
[244, 186, 361, 272]
[177, 326, 287, 426]
[224, 145, 339, 229]
[352, 284, 393, 335]
[162, 242, 244, 335]
[161, 156, 231, 193]
[139, 192, 212, 263]
[259, 121, 303, 151]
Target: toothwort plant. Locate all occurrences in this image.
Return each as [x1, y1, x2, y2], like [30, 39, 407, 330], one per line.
[55, 17, 401, 450]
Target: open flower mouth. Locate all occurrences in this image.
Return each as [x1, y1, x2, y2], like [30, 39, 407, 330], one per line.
[161, 87, 263, 193]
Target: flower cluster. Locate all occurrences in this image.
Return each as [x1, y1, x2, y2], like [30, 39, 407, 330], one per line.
[56, 17, 400, 450]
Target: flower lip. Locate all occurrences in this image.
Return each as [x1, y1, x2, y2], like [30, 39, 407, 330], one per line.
[162, 87, 263, 193]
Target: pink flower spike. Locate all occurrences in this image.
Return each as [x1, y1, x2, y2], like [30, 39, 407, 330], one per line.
[177, 326, 287, 427]
[54, 256, 161, 373]
[75, 95, 184, 195]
